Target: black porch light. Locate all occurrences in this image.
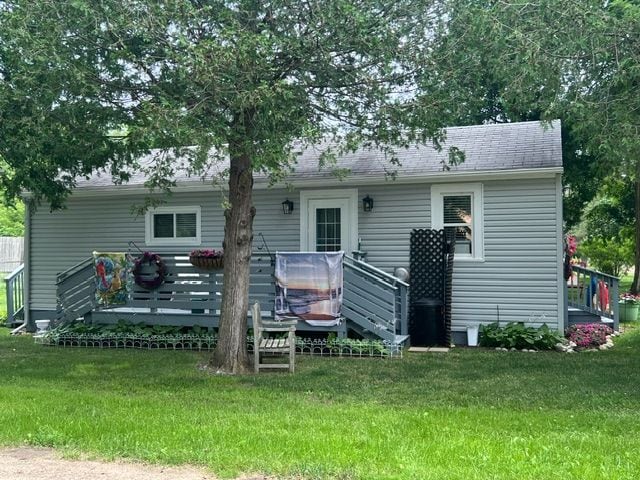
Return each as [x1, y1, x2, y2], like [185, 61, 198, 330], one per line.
[282, 198, 294, 215]
[362, 195, 374, 212]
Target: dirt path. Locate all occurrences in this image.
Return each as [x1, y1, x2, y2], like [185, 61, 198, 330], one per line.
[0, 447, 268, 480]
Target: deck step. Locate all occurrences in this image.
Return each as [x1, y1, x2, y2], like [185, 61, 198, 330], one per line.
[568, 309, 613, 326]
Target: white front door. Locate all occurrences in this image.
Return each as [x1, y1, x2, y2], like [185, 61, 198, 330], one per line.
[300, 189, 358, 254]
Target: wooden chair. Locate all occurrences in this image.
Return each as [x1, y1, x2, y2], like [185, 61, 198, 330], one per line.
[251, 302, 296, 373]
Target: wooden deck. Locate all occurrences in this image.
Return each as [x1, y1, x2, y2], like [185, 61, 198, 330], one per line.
[56, 253, 409, 344]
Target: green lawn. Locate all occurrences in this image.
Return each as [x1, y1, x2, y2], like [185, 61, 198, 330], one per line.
[620, 274, 633, 293]
[0, 328, 639, 479]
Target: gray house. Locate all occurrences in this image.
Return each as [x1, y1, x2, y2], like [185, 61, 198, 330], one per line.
[16, 120, 582, 344]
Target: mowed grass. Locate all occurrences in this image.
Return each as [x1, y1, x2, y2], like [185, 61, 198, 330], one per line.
[0, 328, 639, 479]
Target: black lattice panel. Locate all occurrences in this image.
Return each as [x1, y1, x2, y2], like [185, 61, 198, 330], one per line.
[409, 229, 454, 346]
[410, 229, 446, 302]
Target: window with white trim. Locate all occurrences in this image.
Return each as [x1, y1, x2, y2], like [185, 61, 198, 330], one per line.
[431, 184, 484, 260]
[145, 206, 201, 246]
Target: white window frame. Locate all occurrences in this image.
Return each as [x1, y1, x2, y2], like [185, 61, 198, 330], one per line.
[300, 189, 358, 254]
[431, 183, 484, 261]
[145, 206, 202, 246]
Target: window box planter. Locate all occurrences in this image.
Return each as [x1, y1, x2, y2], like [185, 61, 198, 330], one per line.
[189, 255, 224, 270]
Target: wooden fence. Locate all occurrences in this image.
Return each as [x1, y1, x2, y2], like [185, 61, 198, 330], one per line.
[0, 237, 24, 273]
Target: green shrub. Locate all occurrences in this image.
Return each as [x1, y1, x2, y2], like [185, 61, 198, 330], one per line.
[479, 322, 563, 350]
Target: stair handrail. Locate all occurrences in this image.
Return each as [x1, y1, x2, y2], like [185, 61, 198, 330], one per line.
[343, 255, 409, 337]
[5, 263, 25, 326]
[344, 255, 409, 288]
[570, 265, 619, 282]
[56, 256, 94, 284]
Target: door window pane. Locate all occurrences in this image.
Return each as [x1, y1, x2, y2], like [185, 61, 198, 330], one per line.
[316, 207, 341, 252]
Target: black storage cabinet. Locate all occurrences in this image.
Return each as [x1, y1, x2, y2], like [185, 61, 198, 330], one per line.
[410, 297, 445, 347]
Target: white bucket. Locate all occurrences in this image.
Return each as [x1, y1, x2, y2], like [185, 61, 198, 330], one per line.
[35, 319, 50, 333]
[467, 325, 479, 347]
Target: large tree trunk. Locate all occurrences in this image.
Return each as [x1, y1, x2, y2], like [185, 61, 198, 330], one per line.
[210, 143, 255, 374]
[632, 160, 640, 294]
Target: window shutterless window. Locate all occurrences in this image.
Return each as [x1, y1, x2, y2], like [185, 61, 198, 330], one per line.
[431, 184, 484, 260]
[145, 206, 201, 246]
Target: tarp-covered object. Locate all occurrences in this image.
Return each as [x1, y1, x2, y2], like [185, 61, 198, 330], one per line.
[93, 252, 130, 306]
[275, 252, 344, 326]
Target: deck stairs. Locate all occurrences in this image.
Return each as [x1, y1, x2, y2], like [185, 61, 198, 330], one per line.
[565, 265, 619, 330]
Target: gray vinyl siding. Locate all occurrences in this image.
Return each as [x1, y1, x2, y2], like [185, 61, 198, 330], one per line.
[29, 189, 299, 311]
[357, 178, 560, 330]
[450, 178, 561, 329]
[29, 176, 561, 330]
[358, 184, 430, 271]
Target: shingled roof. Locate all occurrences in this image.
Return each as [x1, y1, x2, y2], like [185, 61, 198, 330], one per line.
[77, 120, 562, 189]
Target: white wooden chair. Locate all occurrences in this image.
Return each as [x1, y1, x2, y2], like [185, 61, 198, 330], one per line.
[251, 302, 296, 373]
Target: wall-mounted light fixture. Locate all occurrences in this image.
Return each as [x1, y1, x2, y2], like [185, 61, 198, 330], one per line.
[282, 198, 294, 215]
[362, 195, 374, 212]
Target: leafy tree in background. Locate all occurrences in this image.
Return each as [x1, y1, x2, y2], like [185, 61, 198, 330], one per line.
[0, 200, 24, 237]
[0, 0, 456, 373]
[575, 179, 635, 275]
[426, 0, 640, 287]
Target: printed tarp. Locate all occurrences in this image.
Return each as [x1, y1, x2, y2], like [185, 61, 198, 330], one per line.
[93, 252, 130, 306]
[275, 252, 343, 326]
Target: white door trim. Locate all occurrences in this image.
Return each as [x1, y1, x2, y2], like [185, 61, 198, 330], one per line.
[300, 188, 358, 253]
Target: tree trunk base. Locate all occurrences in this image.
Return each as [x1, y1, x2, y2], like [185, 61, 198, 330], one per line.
[208, 350, 251, 375]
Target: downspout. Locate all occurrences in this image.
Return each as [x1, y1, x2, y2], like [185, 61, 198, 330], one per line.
[23, 198, 33, 331]
[556, 173, 566, 332]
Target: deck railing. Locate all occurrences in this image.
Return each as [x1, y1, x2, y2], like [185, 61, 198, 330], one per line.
[566, 265, 619, 329]
[56, 254, 279, 328]
[55, 252, 410, 343]
[5, 264, 25, 326]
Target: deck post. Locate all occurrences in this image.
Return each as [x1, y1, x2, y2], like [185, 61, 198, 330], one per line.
[611, 278, 619, 331]
[5, 275, 14, 326]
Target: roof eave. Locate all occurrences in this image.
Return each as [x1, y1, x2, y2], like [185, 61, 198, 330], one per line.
[66, 166, 563, 197]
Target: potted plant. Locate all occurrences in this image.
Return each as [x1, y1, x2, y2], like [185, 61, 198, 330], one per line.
[189, 248, 224, 270]
[619, 293, 640, 322]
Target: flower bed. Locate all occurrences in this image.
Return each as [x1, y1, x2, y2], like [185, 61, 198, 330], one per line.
[35, 321, 401, 358]
[566, 323, 613, 349]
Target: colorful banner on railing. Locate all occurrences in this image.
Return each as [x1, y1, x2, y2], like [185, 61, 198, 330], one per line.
[93, 252, 130, 306]
[275, 252, 344, 326]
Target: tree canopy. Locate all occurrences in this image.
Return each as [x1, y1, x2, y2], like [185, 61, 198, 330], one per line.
[424, 0, 640, 287]
[0, 0, 457, 372]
